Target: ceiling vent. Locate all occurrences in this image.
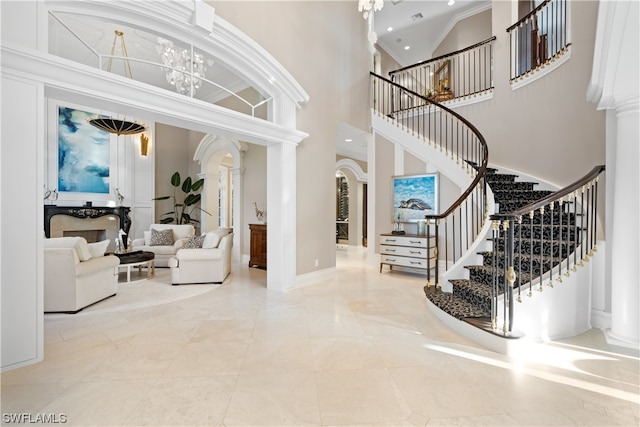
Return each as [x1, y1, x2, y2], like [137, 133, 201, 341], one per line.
[390, 0, 404, 4]
[411, 12, 424, 21]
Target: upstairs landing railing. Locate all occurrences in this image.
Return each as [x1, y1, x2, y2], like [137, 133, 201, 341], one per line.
[371, 72, 489, 288]
[507, 0, 570, 82]
[489, 165, 605, 334]
[389, 37, 496, 104]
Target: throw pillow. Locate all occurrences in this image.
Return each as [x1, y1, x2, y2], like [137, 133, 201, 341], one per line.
[182, 235, 205, 249]
[88, 239, 110, 258]
[202, 231, 220, 249]
[74, 237, 93, 261]
[150, 228, 174, 246]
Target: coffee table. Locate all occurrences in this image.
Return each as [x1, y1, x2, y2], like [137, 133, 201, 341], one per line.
[114, 251, 155, 283]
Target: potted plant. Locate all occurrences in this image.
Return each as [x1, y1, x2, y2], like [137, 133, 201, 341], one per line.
[153, 172, 210, 224]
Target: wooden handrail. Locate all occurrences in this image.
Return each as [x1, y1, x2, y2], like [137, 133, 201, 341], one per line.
[370, 72, 489, 221]
[389, 36, 497, 76]
[491, 165, 606, 221]
[506, 0, 552, 33]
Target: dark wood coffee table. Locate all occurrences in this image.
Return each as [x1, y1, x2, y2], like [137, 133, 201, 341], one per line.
[113, 251, 155, 282]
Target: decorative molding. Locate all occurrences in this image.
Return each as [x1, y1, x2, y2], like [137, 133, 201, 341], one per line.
[42, 0, 309, 112]
[587, 0, 639, 111]
[336, 158, 368, 182]
[1, 46, 308, 147]
[295, 267, 337, 289]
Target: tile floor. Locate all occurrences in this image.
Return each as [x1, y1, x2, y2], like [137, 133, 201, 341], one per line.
[2, 247, 639, 426]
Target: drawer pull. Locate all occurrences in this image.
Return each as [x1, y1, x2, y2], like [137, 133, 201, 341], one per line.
[409, 250, 421, 254]
[385, 249, 396, 252]
[385, 239, 396, 243]
[410, 261, 422, 265]
[384, 258, 396, 262]
[409, 240, 421, 244]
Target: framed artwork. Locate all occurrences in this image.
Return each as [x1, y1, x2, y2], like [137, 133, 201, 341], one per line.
[434, 60, 450, 92]
[393, 173, 439, 222]
[57, 106, 111, 194]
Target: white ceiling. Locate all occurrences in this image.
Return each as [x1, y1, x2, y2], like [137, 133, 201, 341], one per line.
[374, 0, 491, 66]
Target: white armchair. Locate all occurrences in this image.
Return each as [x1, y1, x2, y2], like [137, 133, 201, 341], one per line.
[131, 224, 195, 267]
[44, 237, 120, 313]
[169, 228, 233, 285]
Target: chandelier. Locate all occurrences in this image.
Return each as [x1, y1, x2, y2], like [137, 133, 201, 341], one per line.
[358, 0, 384, 19]
[156, 37, 206, 96]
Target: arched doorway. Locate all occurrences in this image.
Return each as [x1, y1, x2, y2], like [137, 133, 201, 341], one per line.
[335, 159, 368, 248]
[194, 135, 248, 263]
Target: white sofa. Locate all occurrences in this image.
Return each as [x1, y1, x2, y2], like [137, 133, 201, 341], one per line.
[44, 237, 120, 313]
[169, 228, 233, 285]
[131, 224, 195, 267]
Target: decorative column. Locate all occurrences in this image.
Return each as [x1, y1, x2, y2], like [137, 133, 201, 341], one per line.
[588, 0, 639, 347]
[266, 142, 297, 291]
[608, 99, 639, 345]
[231, 166, 244, 263]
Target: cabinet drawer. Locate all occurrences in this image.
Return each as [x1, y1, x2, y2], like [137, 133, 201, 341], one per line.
[380, 255, 432, 269]
[380, 245, 434, 258]
[379, 235, 432, 248]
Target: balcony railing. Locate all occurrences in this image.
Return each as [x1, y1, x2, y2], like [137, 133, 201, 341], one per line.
[489, 165, 605, 334]
[507, 0, 570, 82]
[371, 72, 490, 288]
[48, 12, 271, 118]
[389, 37, 496, 104]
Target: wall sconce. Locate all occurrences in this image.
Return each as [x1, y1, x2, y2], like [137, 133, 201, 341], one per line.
[140, 133, 149, 156]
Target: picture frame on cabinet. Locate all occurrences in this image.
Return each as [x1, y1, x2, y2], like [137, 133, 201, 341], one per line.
[392, 173, 439, 222]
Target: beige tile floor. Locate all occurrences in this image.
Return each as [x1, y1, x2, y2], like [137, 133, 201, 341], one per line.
[2, 247, 639, 426]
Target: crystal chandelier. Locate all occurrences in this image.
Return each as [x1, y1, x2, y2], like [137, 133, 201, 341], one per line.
[358, 0, 384, 19]
[156, 37, 206, 96]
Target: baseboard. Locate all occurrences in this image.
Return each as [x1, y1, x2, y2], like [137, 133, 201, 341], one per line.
[590, 309, 611, 330]
[295, 266, 337, 289]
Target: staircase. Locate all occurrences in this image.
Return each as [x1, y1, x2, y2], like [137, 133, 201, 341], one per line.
[425, 165, 582, 335]
[370, 72, 605, 348]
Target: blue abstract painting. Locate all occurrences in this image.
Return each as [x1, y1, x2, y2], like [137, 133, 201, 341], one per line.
[58, 107, 110, 194]
[393, 173, 439, 222]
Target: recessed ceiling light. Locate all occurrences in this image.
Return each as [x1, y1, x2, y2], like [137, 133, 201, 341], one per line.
[345, 138, 353, 142]
[448, 0, 455, 5]
[386, 26, 394, 32]
[404, 46, 411, 50]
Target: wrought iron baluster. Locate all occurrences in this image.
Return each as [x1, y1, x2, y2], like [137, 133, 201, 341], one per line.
[548, 202, 554, 288]
[538, 206, 545, 292]
[528, 210, 534, 297]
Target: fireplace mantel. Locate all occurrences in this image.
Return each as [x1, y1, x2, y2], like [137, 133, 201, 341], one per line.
[44, 205, 131, 238]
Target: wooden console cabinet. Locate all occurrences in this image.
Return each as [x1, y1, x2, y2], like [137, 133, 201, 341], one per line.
[249, 223, 267, 269]
[379, 233, 436, 276]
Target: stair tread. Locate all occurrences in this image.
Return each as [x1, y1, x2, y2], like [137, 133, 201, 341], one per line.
[424, 286, 490, 319]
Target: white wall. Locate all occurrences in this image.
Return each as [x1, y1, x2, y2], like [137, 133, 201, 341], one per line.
[1, 75, 45, 371]
[213, 1, 371, 276]
[242, 144, 267, 260]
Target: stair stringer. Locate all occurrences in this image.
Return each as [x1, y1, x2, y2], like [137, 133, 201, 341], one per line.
[495, 243, 599, 341]
[371, 111, 496, 291]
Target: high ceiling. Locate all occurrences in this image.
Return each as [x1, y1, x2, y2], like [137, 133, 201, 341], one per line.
[336, 0, 491, 163]
[374, 0, 491, 66]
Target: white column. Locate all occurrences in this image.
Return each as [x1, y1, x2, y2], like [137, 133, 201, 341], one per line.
[607, 99, 640, 346]
[266, 142, 297, 291]
[231, 166, 244, 263]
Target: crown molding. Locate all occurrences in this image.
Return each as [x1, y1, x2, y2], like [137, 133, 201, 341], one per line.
[1, 45, 307, 147]
[430, 2, 492, 58]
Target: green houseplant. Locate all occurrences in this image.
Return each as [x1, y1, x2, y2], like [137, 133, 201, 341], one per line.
[153, 172, 210, 224]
